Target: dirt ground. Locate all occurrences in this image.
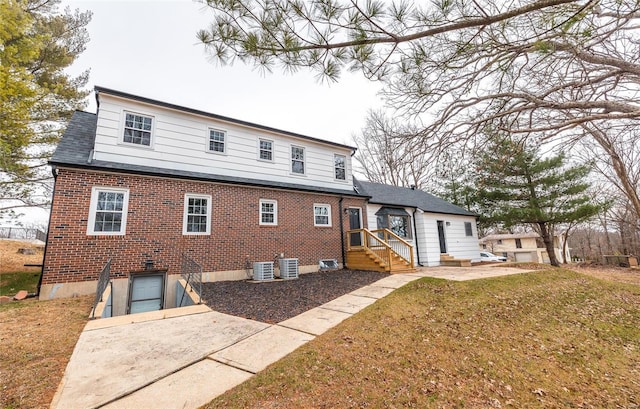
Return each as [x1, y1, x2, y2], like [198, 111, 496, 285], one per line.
[0, 239, 44, 274]
[0, 296, 93, 409]
[569, 263, 640, 285]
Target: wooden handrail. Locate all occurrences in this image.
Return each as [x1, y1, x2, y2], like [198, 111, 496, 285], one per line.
[347, 228, 414, 269]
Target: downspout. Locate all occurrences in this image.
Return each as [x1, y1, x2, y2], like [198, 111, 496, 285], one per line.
[412, 208, 424, 267]
[339, 197, 346, 268]
[34, 166, 60, 298]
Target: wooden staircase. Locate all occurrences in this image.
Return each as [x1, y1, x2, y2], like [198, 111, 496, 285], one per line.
[346, 229, 416, 274]
[440, 253, 472, 267]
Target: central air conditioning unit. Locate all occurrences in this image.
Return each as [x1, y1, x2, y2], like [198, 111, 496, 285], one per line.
[279, 258, 299, 279]
[253, 262, 274, 281]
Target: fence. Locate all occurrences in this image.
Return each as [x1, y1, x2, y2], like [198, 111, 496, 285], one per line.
[91, 258, 112, 319]
[179, 254, 203, 307]
[0, 227, 46, 242]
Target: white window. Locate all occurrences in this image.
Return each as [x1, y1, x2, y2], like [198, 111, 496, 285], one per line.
[87, 187, 129, 235]
[183, 194, 211, 235]
[314, 204, 331, 226]
[334, 154, 346, 180]
[291, 146, 305, 174]
[259, 199, 277, 225]
[123, 112, 153, 146]
[208, 129, 226, 153]
[259, 139, 273, 162]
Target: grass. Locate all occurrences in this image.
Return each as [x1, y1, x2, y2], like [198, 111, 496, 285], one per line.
[0, 272, 40, 296]
[204, 269, 640, 408]
[0, 295, 92, 409]
[0, 240, 44, 297]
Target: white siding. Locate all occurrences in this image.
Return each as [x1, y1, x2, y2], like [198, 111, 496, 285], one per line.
[420, 213, 481, 265]
[92, 94, 354, 191]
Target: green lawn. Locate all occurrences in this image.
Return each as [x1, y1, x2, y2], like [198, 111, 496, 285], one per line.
[204, 269, 640, 408]
[0, 271, 40, 297]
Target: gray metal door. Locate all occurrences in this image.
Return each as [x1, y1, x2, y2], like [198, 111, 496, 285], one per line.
[128, 274, 164, 314]
[437, 220, 447, 253]
[348, 208, 362, 246]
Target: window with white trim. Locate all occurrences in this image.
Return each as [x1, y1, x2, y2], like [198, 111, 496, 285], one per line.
[291, 146, 305, 174]
[123, 112, 153, 146]
[87, 187, 129, 235]
[183, 194, 211, 235]
[259, 199, 277, 225]
[259, 139, 273, 162]
[208, 129, 226, 153]
[314, 204, 331, 226]
[334, 154, 346, 180]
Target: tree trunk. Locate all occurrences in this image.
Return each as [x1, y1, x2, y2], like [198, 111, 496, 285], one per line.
[538, 222, 560, 267]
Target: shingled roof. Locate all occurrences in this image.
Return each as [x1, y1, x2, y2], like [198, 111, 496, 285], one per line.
[354, 179, 476, 217]
[50, 111, 367, 198]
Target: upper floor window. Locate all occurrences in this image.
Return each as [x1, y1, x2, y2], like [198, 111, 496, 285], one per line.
[208, 129, 226, 154]
[87, 187, 129, 235]
[183, 194, 211, 235]
[465, 222, 473, 237]
[259, 199, 277, 225]
[123, 112, 153, 146]
[515, 238, 522, 248]
[334, 154, 346, 180]
[314, 204, 331, 226]
[259, 139, 273, 162]
[291, 146, 305, 174]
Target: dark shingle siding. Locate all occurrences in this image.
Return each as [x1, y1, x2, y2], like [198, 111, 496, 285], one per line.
[355, 180, 476, 217]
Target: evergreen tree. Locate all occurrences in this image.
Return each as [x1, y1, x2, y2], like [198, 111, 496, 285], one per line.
[476, 138, 603, 266]
[0, 0, 91, 211]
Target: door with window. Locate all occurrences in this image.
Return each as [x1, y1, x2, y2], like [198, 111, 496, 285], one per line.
[127, 272, 166, 314]
[348, 208, 362, 246]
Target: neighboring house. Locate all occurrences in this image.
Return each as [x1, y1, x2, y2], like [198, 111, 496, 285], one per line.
[353, 181, 480, 267]
[41, 87, 480, 315]
[479, 232, 570, 263]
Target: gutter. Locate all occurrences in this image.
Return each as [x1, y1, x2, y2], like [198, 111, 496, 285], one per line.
[33, 166, 59, 298]
[412, 208, 424, 267]
[339, 197, 346, 268]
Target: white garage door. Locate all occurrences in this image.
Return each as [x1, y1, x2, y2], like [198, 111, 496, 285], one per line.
[515, 252, 534, 262]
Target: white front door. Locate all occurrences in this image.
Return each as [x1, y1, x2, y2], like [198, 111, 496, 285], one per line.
[128, 274, 164, 314]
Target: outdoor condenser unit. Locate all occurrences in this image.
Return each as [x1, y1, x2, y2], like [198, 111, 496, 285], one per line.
[253, 262, 274, 281]
[278, 258, 299, 279]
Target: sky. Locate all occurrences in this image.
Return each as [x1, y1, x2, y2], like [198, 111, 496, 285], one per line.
[14, 0, 385, 225]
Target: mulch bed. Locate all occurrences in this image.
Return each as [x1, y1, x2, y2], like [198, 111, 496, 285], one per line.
[201, 269, 389, 323]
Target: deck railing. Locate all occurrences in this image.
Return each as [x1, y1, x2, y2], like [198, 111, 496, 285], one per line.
[371, 229, 415, 268]
[346, 228, 414, 269]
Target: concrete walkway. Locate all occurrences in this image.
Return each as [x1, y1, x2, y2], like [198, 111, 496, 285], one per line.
[51, 266, 531, 409]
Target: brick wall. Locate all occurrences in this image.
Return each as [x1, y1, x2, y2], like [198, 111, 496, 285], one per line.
[43, 168, 368, 284]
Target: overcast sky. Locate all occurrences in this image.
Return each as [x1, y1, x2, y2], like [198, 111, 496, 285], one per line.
[62, 0, 384, 145]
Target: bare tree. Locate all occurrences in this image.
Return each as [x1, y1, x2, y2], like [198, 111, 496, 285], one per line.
[197, 0, 640, 217]
[352, 111, 436, 189]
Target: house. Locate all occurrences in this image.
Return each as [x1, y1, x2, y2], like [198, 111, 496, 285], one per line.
[352, 181, 480, 267]
[41, 87, 480, 315]
[479, 232, 570, 263]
